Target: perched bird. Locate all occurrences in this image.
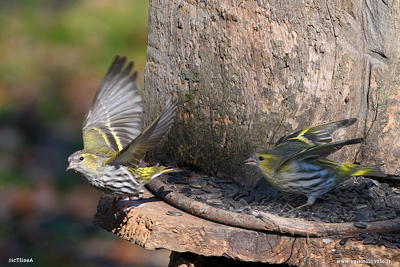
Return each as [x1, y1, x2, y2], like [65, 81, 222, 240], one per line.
[67, 56, 177, 215]
[245, 118, 386, 209]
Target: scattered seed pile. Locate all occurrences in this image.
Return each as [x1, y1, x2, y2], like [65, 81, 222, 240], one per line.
[162, 171, 400, 249]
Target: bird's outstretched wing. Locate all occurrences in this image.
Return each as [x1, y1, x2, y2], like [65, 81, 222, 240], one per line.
[107, 98, 178, 168]
[82, 56, 143, 157]
[275, 118, 357, 148]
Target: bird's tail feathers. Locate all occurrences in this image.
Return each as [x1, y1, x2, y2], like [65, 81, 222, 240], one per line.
[352, 165, 386, 178]
[149, 166, 174, 179]
[136, 166, 173, 183]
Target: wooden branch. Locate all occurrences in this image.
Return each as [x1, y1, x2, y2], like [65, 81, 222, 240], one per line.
[147, 177, 400, 237]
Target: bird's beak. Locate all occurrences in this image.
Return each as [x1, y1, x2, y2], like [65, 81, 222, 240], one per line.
[244, 157, 257, 166]
[66, 162, 77, 171]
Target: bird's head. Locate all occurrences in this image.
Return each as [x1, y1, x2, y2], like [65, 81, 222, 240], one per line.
[244, 152, 280, 175]
[67, 150, 100, 174]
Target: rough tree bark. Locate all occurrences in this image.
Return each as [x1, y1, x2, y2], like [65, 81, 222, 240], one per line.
[143, 0, 400, 182]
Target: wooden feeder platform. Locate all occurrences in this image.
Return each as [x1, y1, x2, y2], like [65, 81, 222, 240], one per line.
[94, 177, 400, 267]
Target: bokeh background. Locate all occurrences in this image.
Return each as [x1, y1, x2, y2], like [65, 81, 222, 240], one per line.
[0, 1, 171, 266]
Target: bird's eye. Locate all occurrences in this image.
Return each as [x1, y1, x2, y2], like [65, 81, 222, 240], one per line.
[258, 156, 265, 161]
[79, 157, 84, 161]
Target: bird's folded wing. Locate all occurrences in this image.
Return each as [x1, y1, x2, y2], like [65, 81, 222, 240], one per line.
[275, 118, 357, 148]
[277, 138, 364, 171]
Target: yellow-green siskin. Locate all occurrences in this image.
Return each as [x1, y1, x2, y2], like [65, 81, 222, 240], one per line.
[67, 56, 177, 214]
[245, 118, 386, 209]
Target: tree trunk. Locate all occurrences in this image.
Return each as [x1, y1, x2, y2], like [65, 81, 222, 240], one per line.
[143, 0, 400, 182]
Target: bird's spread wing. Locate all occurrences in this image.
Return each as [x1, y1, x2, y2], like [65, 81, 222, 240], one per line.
[275, 118, 357, 148]
[277, 138, 364, 172]
[107, 98, 177, 168]
[82, 56, 143, 157]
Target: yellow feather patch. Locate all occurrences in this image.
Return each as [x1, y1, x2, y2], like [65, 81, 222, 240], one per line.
[80, 153, 99, 169]
[134, 166, 173, 183]
[340, 163, 354, 173]
[92, 127, 111, 148]
[105, 122, 124, 151]
[287, 136, 314, 146]
[352, 169, 370, 176]
[258, 154, 280, 173]
[278, 164, 292, 173]
[340, 164, 370, 177]
[259, 154, 279, 160]
[297, 128, 309, 137]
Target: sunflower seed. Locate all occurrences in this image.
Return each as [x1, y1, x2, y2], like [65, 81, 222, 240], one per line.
[168, 176, 190, 184]
[355, 204, 368, 210]
[339, 237, 349, 245]
[232, 206, 246, 213]
[215, 178, 230, 183]
[179, 187, 192, 193]
[384, 242, 398, 249]
[166, 211, 182, 216]
[189, 180, 202, 188]
[385, 196, 400, 209]
[226, 190, 240, 199]
[228, 184, 239, 191]
[210, 200, 224, 207]
[363, 235, 374, 244]
[207, 180, 220, 188]
[356, 234, 365, 241]
[204, 193, 222, 199]
[353, 222, 367, 229]
[372, 197, 385, 211]
[253, 190, 261, 203]
[370, 179, 380, 187]
[220, 184, 232, 190]
[239, 198, 249, 207]
[246, 209, 259, 216]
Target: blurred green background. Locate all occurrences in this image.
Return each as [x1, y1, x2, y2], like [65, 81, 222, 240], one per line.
[0, 0, 170, 266]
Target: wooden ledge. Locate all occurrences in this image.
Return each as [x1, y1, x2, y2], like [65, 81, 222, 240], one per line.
[93, 192, 400, 266]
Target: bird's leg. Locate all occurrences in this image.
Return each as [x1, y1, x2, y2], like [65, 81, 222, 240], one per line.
[113, 196, 122, 219]
[288, 195, 316, 213]
[288, 202, 309, 213]
[122, 198, 132, 217]
[113, 197, 134, 219]
[280, 194, 303, 212]
[119, 194, 142, 217]
[281, 202, 294, 211]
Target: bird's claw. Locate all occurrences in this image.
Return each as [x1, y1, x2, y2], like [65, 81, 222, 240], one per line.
[112, 197, 133, 220]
